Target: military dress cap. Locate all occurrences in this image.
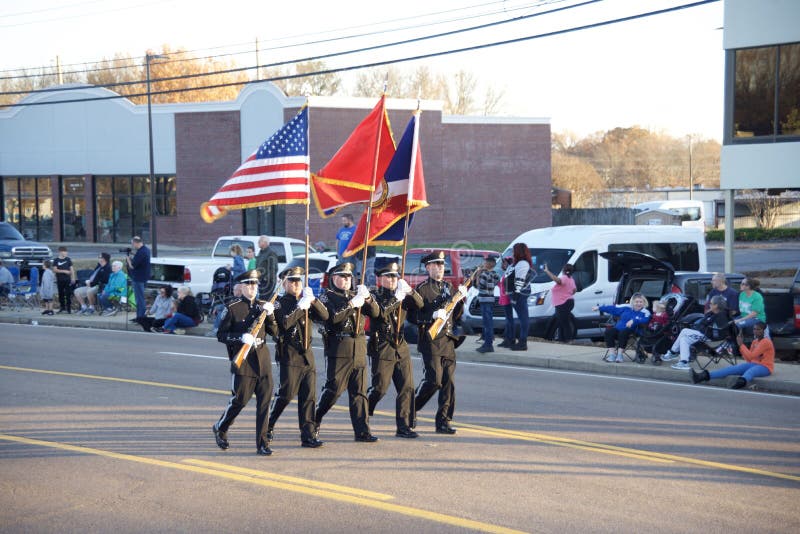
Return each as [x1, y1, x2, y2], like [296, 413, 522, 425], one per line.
[329, 261, 355, 276]
[422, 250, 446, 264]
[235, 269, 261, 284]
[376, 262, 400, 277]
[280, 266, 305, 281]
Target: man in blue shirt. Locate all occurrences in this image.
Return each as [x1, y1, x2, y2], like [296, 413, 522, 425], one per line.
[336, 213, 355, 258]
[704, 273, 739, 317]
[126, 236, 151, 321]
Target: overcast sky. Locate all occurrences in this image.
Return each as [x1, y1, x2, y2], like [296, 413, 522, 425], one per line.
[0, 0, 725, 140]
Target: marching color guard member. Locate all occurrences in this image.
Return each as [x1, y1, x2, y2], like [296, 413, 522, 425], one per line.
[268, 267, 328, 448]
[315, 261, 380, 442]
[367, 262, 424, 438]
[413, 251, 468, 434]
[212, 269, 278, 455]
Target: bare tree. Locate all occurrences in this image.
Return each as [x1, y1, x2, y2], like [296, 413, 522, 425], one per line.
[740, 189, 782, 229]
[447, 70, 477, 115]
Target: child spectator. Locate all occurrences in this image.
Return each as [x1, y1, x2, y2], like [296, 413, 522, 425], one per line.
[648, 301, 669, 333]
[52, 246, 74, 313]
[246, 246, 257, 271]
[476, 257, 501, 353]
[229, 244, 246, 279]
[39, 260, 56, 315]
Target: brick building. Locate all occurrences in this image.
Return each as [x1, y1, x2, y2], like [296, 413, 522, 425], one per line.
[0, 82, 551, 250]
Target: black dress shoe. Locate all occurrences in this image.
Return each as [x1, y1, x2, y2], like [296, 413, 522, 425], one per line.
[257, 444, 273, 455]
[395, 429, 419, 439]
[435, 425, 457, 435]
[354, 433, 379, 443]
[212, 424, 229, 450]
[301, 438, 324, 448]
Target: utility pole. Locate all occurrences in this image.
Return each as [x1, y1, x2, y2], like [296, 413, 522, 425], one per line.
[687, 134, 694, 200]
[255, 38, 260, 81]
[55, 55, 63, 85]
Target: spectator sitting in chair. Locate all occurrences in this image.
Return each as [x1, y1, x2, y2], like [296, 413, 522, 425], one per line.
[593, 293, 650, 363]
[98, 261, 128, 316]
[162, 286, 201, 334]
[74, 252, 111, 315]
[734, 277, 769, 338]
[0, 259, 14, 300]
[138, 285, 176, 333]
[662, 295, 731, 370]
[690, 321, 773, 389]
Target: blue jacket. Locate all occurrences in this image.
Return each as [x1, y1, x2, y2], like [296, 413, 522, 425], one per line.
[103, 271, 128, 298]
[599, 304, 651, 332]
[129, 245, 151, 282]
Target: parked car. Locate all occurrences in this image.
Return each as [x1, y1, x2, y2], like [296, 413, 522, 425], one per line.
[148, 235, 306, 295]
[281, 253, 338, 296]
[462, 225, 707, 338]
[0, 221, 52, 273]
[403, 248, 501, 287]
[763, 266, 800, 358]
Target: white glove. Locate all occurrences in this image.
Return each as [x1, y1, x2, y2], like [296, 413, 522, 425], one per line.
[302, 286, 315, 299]
[397, 279, 411, 294]
[297, 297, 312, 310]
[350, 295, 365, 308]
[433, 309, 447, 321]
[261, 302, 274, 315]
[356, 284, 370, 299]
[457, 285, 469, 299]
[394, 289, 408, 301]
[241, 333, 255, 346]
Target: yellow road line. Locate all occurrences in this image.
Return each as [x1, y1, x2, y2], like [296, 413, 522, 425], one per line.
[0, 433, 527, 534]
[4, 364, 798, 483]
[0, 364, 226, 395]
[182, 459, 393, 500]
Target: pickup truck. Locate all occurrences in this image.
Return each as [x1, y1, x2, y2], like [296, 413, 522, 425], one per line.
[148, 235, 306, 295]
[763, 266, 800, 359]
[0, 221, 52, 273]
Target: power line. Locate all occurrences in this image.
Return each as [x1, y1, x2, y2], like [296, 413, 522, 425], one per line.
[0, 0, 602, 94]
[0, 0, 553, 77]
[1, 0, 720, 108]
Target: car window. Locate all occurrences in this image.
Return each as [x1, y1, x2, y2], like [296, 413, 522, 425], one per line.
[572, 250, 597, 291]
[524, 248, 574, 283]
[285, 257, 332, 275]
[608, 242, 700, 281]
[460, 254, 496, 277]
[268, 243, 287, 263]
[212, 239, 252, 258]
[403, 253, 428, 275]
[290, 243, 307, 258]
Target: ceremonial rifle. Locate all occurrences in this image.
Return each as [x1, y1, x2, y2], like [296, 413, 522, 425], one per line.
[233, 292, 279, 369]
[427, 267, 480, 340]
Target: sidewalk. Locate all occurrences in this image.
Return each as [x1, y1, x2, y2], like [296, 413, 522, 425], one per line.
[1, 305, 798, 396]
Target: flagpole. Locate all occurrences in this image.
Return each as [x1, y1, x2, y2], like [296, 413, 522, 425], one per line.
[304, 97, 311, 349]
[395, 104, 421, 340]
[355, 92, 387, 334]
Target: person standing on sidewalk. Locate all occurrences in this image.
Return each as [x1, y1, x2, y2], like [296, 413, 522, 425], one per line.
[255, 236, 279, 299]
[476, 257, 500, 353]
[509, 243, 534, 351]
[497, 256, 515, 348]
[53, 246, 74, 313]
[126, 236, 151, 323]
[543, 262, 577, 343]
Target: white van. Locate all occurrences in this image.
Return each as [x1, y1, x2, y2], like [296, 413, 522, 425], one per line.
[461, 225, 707, 339]
[632, 200, 706, 229]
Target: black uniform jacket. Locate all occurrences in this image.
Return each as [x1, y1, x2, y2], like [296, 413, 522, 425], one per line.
[368, 286, 423, 361]
[319, 287, 379, 368]
[274, 293, 329, 368]
[413, 278, 464, 359]
[217, 297, 278, 377]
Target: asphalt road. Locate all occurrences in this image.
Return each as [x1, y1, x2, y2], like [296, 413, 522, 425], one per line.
[706, 242, 800, 274]
[2, 324, 799, 533]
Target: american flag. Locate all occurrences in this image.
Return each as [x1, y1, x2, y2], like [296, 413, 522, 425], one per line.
[201, 107, 309, 223]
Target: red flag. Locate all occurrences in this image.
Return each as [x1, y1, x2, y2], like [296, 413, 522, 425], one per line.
[201, 107, 309, 223]
[343, 112, 428, 257]
[310, 95, 396, 217]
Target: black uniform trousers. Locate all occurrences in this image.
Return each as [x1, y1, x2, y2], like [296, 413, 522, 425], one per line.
[269, 361, 317, 441]
[414, 334, 457, 427]
[216, 371, 273, 448]
[368, 353, 414, 432]
[315, 352, 370, 436]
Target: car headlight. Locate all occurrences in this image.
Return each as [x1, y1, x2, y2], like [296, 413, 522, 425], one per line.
[529, 290, 549, 306]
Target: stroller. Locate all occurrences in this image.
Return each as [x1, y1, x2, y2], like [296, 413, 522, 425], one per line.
[199, 267, 233, 319]
[634, 293, 695, 365]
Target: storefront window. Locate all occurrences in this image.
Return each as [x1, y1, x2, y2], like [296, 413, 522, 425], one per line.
[2, 176, 53, 241]
[778, 43, 800, 136]
[93, 175, 174, 243]
[61, 177, 87, 241]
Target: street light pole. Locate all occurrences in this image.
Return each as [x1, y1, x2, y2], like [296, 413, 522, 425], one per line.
[687, 134, 694, 200]
[146, 53, 167, 257]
